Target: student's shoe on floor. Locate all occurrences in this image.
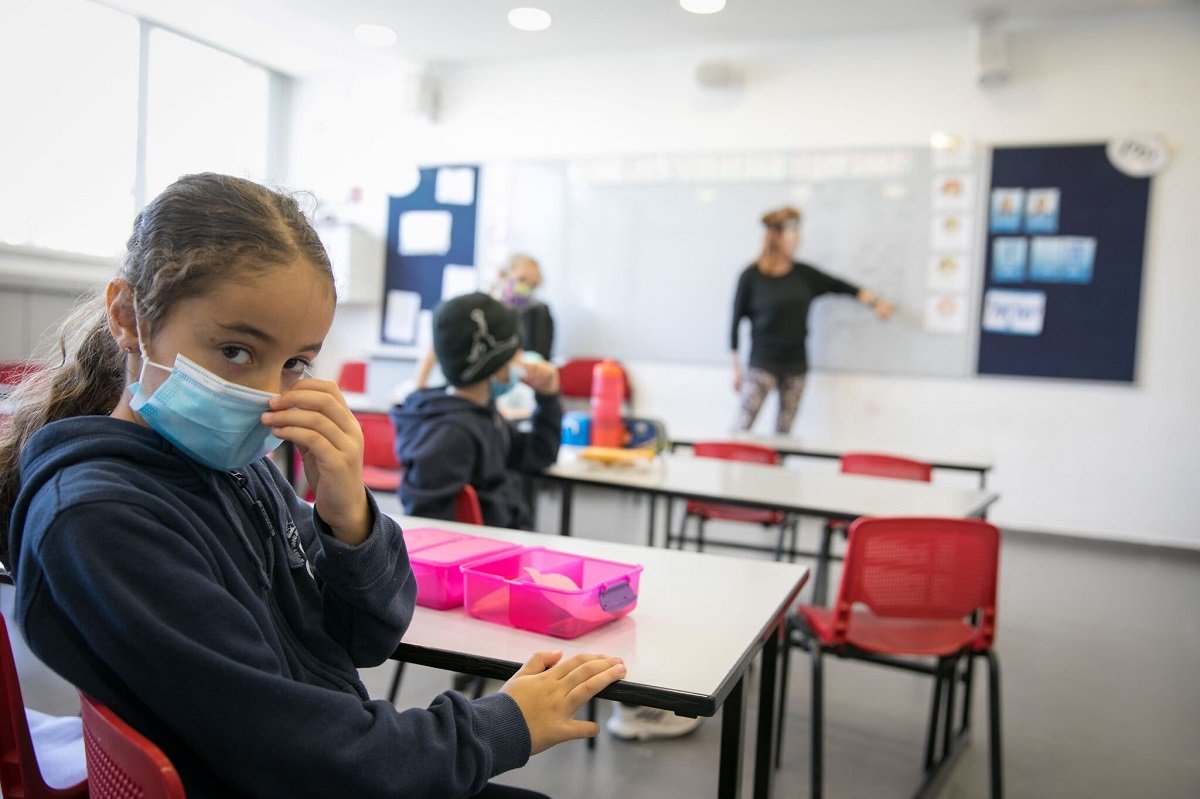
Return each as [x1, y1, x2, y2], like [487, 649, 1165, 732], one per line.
[605, 703, 704, 741]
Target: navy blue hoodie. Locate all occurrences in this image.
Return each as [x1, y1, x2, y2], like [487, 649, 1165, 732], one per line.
[9, 416, 530, 798]
[391, 389, 562, 530]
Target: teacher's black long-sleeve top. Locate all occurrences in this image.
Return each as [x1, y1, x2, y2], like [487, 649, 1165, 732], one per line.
[730, 261, 859, 374]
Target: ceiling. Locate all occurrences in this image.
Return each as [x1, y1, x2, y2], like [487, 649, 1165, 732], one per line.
[99, 0, 1189, 76]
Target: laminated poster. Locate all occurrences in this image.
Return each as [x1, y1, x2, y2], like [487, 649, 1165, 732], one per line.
[1029, 236, 1096, 284]
[926, 253, 971, 293]
[989, 188, 1025, 234]
[398, 210, 453, 256]
[1024, 188, 1061, 234]
[383, 290, 421, 343]
[982, 289, 1046, 337]
[991, 237, 1029, 283]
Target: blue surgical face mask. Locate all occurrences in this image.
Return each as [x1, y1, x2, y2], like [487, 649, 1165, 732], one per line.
[130, 353, 283, 471]
[489, 363, 524, 400]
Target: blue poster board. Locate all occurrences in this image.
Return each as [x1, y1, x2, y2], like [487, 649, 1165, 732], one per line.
[977, 144, 1150, 382]
[381, 165, 479, 344]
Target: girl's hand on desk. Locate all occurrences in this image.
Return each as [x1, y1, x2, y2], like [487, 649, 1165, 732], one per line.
[501, 650, 626, 755]
[263, 378, 370, 545]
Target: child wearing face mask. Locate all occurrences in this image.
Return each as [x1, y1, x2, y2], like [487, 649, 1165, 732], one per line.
[391, 292, 562, 530]
[0, 174, 622, 799]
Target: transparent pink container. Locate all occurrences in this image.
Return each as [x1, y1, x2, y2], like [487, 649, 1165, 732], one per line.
[462, 547, 643, 639]
[409, 535, 521, 610]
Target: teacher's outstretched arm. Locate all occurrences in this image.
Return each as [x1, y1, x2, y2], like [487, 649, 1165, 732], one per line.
[856, 288, 894, 320]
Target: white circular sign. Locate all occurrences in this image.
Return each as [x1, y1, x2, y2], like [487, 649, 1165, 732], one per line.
[1107, 133, 1172, 177]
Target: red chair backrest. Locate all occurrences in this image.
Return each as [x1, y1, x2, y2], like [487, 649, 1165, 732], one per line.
[0, 616, 88, 799]
[336, 361, 368, 394]
[79, 692, 185, 799]
[834, 517, 1000, 649]
[355, 412, 400, 470]
[693, 441, 780, 466]
[454, 484, 484, 525]
[558, 358, 632, 401]
[0, 362, 44, 390]
[840, 453, 932, 482]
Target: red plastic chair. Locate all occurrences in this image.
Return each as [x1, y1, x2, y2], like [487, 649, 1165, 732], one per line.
[811, 452, 935, 604]
[336, 361, 368, 394]
[354, 412, 402, 493]
[0, 616, 88, 799]
[785, 517, 1003, 798]
[79, 692, 185, 798]
[0, 361, 45, 392]
[557, 358, 632, 403]
[669, 442, 798, 560]
[454, 484, 484, 525]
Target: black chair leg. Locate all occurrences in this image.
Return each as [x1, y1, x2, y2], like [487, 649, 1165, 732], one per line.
[987, 650, 1003, 798]
[386, 662, 405, 704]
[810, 643, 824, 799]
[960, 650, 977, 734]
[696, 517, 706, 553]
[813, 522, 835, 606]
[924, 661, 946, 770]
[942, 655, 959, 761]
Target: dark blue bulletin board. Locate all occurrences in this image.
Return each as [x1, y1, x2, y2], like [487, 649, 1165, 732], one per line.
[381, 165, 479, 344]
[978, 144, 1150, 382]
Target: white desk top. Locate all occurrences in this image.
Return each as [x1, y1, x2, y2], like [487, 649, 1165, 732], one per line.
[390, 516, 809, 716]
[545, 451, 998, 521]
[670, 430, 994, 473]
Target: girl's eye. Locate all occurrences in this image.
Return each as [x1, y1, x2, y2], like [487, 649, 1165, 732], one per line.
[283, 357, 311, 375]
[221, 345, 252, 365]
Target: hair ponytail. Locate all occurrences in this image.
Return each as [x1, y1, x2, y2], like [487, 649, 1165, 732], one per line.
[0, 295, 125, 561]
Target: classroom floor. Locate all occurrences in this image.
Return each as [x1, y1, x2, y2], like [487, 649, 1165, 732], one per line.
[366, 487, 1200, 799]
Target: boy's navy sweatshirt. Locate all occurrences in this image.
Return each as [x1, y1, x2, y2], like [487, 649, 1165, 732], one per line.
[391, 389, 562, 530]
[8, 416, 530, 798]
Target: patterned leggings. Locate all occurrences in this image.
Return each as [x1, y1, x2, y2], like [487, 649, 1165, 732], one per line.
[736, 367, 807, 433]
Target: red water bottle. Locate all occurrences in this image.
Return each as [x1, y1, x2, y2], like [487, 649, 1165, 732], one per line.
[589, 359, 626, 448]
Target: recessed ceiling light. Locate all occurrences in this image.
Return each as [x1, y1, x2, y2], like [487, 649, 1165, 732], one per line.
[680, 0, 726, 14]
[508, 7, 552, 32]
[354, 23, 397, 48]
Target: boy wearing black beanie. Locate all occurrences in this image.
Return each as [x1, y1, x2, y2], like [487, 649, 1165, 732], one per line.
[389, 293, 562, 528]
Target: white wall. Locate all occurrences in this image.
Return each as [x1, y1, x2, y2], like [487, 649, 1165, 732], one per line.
[289, 8, 1200, 548]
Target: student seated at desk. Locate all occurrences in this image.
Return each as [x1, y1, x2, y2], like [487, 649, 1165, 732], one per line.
[0, 174, 624, 799]
[391, 292, 561, 529]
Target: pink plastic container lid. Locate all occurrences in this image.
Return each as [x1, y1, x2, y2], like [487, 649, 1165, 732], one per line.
[402, 527, 467, 553]
[410, 536, 521, 610]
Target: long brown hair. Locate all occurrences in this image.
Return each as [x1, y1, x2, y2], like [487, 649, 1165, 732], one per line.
[0, 173, 334, 562]
[755, 205, 802, 271]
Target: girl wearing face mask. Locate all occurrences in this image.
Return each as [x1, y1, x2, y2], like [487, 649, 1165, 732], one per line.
[0, 174, 622, 799]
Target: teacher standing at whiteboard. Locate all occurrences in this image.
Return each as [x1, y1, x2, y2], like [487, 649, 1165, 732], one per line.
[730, 205, 893, 433]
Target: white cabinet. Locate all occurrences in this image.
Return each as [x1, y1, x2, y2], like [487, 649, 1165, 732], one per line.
[316, 221, 384, 305]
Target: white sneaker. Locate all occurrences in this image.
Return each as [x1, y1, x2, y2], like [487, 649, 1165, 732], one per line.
[605, 704, 704, 741]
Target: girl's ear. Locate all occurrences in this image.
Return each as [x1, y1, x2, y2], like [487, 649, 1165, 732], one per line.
[105, 278, 140, 354]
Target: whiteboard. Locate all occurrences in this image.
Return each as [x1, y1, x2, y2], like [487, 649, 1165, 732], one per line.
[475, 147, 981, 377]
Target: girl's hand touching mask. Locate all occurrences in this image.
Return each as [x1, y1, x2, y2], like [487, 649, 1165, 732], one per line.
[263, 378, 370, 545]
